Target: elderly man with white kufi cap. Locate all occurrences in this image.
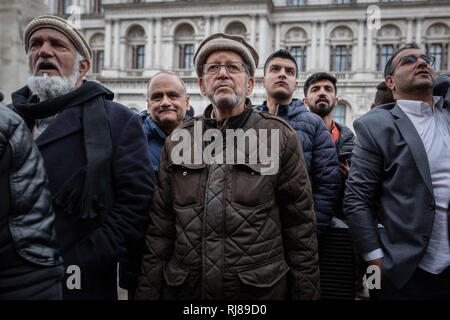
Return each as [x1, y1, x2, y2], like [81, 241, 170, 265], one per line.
[10, 15, 156, 300]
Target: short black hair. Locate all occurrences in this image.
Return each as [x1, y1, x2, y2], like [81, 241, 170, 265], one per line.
[303, 72, 337, 97]
[374, 81, 395, 106]
[263, 49, 298, 77]
[384, 42, 421, 77]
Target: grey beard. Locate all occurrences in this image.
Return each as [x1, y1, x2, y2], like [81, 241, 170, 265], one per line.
[27, 64, 79, 101]
[209, 92, 246, 110]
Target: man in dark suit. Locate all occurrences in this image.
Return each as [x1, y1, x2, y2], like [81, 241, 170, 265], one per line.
[344, 43, 450, 299]
[11, 15, 155, 299]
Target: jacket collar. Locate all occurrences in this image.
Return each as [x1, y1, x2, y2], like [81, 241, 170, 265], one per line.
[203, 98, 253, 131]
[260, 98, 308, 118]
[142, 113, 167, 141]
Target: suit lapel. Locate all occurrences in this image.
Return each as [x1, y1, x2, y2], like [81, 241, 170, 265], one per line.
[391, 104, 434, 195]
[36, 106, 82, 148]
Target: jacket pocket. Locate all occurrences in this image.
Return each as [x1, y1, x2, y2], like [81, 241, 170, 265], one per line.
[169, 163, 206, 207]
[163, 261, 189, 286]
[162, 261, 201, 299]
[232, 163, 274, 207]
[238, 258, 290, 288]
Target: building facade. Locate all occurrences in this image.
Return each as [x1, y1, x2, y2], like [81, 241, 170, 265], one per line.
[3, 0, 450, 127]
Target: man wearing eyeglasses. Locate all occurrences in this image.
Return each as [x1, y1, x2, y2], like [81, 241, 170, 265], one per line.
[135, 33, 320, 300]
[344, 43, 450, 299]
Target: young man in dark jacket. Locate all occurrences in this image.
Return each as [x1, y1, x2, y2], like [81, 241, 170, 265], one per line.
[303, 72, 355, 219]
[0, 104, 64, 299]
[11, 15, 155, 299]
[256, 50, 340, 238]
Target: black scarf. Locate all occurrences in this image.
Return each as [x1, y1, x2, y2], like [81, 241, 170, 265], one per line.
[12, 81, 114, 219]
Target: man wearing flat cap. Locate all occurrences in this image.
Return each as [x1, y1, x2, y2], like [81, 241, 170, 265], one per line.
[136, 33, 320, 300]
[10, 15, 155, 299]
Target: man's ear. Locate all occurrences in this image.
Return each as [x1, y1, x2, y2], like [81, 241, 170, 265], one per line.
[385, 76, 395, 91]
[185, 95, 190, 110]
[302, 97, 308, 106]
[198, 78, 206, 96]
[146, 99, 152, 115]
[79, 58, 91, 78]
[246, 77, 255, 95]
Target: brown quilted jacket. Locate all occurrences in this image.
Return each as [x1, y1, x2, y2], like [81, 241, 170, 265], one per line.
[135, 100, 320, 300]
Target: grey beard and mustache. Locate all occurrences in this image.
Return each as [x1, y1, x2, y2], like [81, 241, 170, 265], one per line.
[208, 87, 246, 110]
[26, 54, 82, 101]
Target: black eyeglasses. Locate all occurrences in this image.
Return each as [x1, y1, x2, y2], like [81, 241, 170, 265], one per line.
[388, 54, 435, 76]
[201, 63, 247, 75]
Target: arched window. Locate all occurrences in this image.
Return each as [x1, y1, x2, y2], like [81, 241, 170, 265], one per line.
[175, 24, 195, 69]
[90, 33, 105, 74]
[425, 23, 449, 72]
[333, 103, 347, 125]
[375, 25, 402, 72]
[225, 22, 247, 40]
[283, 27, 308, 72]
[329, 26, 354, 72]
[127, 25, 146, 70]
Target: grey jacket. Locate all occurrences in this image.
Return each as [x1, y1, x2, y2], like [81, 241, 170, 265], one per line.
[344, 101, 442, 290]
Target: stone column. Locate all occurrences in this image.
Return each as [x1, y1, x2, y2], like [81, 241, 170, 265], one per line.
[415, 17, 423, 47]
[406, 18, 413, 43]
[319, 20, 326, 69]
[119, 36, 126, 71]
[205, 15, 211, 37]
[365, 28, 373, 71]
[357, 19, 364, 70]
[447, 46, 450, 72]
[145, 18, 153, 69]
[213, 16, 220, 33]
[104, 19, 112, 68]
[155, 18, 162, 67]
[310, 20, 317, 69]
[250, 14, 256, 46]
[168, 37, 175, 69]
[113, 20, 120, 69]
[275, 22, 281, 50]
[259, 15, 268, 63]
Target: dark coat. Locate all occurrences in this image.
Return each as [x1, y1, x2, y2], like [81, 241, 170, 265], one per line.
[256, 100, 340, 236]
[18, 96, 155, 299]
[136, 102, 320, 300]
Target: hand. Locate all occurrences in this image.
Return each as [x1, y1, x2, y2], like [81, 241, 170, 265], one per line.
[368, 257, 383, 268]
[367, 257, 383, 282]
[339, 160, 350, 177]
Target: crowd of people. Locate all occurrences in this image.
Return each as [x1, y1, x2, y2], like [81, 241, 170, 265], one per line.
[0, 14, 449, 300]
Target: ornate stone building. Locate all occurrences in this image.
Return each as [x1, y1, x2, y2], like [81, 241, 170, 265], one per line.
[2, 0, 450, 127]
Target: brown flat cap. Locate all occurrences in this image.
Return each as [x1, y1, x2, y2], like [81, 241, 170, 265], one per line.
[24, 15, 92, 60]
[194, 33, 259, 77]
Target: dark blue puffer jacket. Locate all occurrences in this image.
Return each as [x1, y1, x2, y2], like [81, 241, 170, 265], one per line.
[256, 99, 340, 237]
